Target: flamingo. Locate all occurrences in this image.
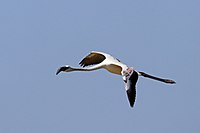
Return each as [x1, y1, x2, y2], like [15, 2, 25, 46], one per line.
[56, 51, 175, 108]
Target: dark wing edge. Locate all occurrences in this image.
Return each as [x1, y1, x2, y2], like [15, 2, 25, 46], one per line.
[126, 87, 136, 107]
[126, 71, 139, 108]
[79, 52, 106, 67]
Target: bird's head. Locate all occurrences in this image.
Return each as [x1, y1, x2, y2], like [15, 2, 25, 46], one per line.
[56, 65, 72, 75]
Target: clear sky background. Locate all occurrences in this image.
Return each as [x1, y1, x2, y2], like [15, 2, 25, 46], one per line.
[0, 0, 200, 133]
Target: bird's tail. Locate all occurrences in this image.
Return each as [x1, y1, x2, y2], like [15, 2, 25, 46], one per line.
[138, 71, 176, 84]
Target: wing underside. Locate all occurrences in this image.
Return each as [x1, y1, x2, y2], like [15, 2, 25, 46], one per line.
[125, 71, 138, 107]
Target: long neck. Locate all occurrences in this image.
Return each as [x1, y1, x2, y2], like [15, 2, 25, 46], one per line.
[69, 65, 102, 72]
[70, 67, 93, 71]
[138, 71, 176, 84]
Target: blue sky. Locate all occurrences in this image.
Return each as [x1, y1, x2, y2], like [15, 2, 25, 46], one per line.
[0, 0, 200, 133]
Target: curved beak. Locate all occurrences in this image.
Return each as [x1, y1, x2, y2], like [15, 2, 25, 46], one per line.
[56, 66, 70, 75]
[56, 66, 66, 75]
[56, 67, 62, 75]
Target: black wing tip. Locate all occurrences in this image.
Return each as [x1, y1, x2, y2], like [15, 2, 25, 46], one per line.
[126, 89, 136, 108]
[79, 63, 86, 67]
[128, 99, 135, 108]
[130, 103, 134, 108]
[79, 60, 87, 67]
[126, 71, 138, 108]
[79, 62, 84, 67]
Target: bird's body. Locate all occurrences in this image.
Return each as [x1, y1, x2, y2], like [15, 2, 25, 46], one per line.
[79, 51, 128, 75]
[56, 51, 175, 108]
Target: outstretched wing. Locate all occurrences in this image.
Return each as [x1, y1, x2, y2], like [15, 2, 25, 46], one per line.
[79, 52, 106, 67]
[125, 71, 139, 107]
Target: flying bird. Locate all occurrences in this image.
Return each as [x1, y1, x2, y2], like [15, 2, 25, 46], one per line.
[56, 51, 175, 108]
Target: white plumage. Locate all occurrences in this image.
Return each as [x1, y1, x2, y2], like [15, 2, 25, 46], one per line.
[56, 51, 175, 108]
